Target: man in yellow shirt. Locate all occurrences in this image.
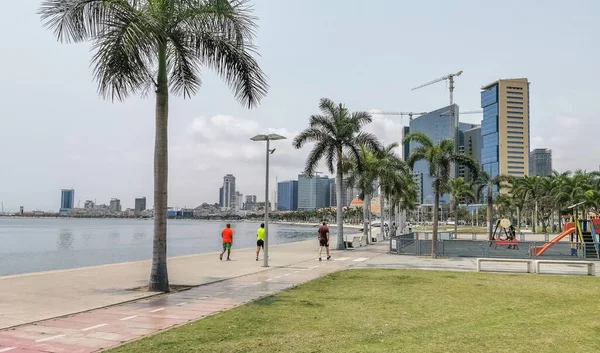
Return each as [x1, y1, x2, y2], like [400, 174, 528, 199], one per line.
[256, 223, 265, 261]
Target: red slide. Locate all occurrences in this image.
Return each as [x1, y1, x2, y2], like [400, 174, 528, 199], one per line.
[532, 222, 575, 256]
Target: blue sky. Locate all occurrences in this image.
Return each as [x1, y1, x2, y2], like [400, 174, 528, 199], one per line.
[0, 0, 599, 211]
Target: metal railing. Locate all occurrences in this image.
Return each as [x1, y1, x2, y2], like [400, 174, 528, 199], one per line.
[390, 233, 600, 261]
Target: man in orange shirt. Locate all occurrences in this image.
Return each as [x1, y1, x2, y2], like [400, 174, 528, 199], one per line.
[220, 223, 233, 261]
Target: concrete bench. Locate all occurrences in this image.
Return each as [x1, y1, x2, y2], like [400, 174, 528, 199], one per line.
[476, 258, 533, 273]
[535, 260, 596, 276]
[344, 234, 363, 248]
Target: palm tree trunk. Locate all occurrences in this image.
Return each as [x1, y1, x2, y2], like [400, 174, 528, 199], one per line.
[363, 193, 370, 244]
[149, 42, 170, 293]
[380, 190, 386, 239]
[432, 180, 440, 258]
[335, 156, 345, 250]
[487, 185, 493, 241]
[453, 198, 458, 239]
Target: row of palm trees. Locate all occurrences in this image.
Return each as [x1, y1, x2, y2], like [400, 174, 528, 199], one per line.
[493, 171, 600, 233]
[293, 98, 419, 250]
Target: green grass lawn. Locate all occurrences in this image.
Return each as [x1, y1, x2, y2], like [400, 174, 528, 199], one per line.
[108, 270, 600, 353]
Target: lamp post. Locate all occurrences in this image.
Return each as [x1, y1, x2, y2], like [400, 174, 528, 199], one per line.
[250, 133, 287, 267]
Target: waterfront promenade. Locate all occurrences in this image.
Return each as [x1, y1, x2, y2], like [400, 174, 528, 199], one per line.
[0, 241, 384, 352]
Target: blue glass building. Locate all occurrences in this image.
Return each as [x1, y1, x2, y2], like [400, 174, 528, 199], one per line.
[60, 189, 74, 211]
[297, 174, 333, 210]
[277, 180, 298, 211]
[407, 105, 469, 204]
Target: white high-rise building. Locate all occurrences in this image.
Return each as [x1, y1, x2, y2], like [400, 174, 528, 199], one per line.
[222, 174, 236, 210]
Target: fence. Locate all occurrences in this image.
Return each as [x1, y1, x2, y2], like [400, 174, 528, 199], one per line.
[390, 232, 600, 261]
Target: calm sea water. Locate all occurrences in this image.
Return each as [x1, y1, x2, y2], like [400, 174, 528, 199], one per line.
[0, 218, 321, 276]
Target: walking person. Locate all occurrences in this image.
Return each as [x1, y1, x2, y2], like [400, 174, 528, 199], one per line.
[220, 223, 233, 261]
[390, 222, 397, 238]
[318, 221, 331, 261]
[256, 223, 265, 261]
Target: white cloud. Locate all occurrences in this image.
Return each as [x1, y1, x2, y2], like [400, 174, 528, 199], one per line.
[168, 112, 407, 207]
[169, 115, 308, 206]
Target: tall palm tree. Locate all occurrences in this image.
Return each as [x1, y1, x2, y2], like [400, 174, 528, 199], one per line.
[39, 0, 268, 292]
[403, 132, 478, 258]
[447, 177, 475, 237]
[293, 98, 380, 250]
[474, 171, 510, 240]
[343, 144, 379, 244]
[377, 143, 413, 235]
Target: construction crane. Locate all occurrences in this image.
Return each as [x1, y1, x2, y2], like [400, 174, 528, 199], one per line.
[411, 70, 464, 143]
[373, 111, 428, 124]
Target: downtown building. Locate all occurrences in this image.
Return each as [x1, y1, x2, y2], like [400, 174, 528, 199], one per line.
[221, 174, 236, 210]
[481, 78, 530, 180]
[529, 148, 552, 176]
[297, 174, 334, 210]
[134, 197, 147, 215]
[277, 180, 298, 211]
[405, 105, 476, 204]
[60, 189, 75, 213]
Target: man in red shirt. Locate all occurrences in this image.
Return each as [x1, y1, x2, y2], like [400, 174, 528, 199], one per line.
[318, 222, 331, 261]
[220, 223, 233, 261]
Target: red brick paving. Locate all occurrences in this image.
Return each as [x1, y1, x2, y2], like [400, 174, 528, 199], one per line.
[0, 252, 378, 352]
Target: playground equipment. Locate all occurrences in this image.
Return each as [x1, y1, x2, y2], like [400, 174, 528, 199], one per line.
[490, 219, 518, 249]
[531, 219, 600, 257]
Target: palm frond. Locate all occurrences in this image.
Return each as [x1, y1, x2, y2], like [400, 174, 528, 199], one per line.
[354, 132, 382, 154]
[168, 29, 201, 98]
[192, 31, 267, 107]
[39, 0, 137, 43]
[304, 141, 328, 177]
[90, 9, 158, 101]
[292, 128, 330, 149]
[308, 114, 336, 135]
[318, 98, 338, 117]
[402, 131, 434, 149]
[349, 111, 372, 128]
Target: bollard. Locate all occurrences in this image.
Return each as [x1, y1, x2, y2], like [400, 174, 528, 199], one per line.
[520, 232, 525, 242]
[544, 233, 549, 242]
[472, 233, 476, 240]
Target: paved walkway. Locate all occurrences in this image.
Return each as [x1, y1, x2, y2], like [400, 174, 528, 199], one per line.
[1, 234, 382, 330]
[0, 247, 383, 353]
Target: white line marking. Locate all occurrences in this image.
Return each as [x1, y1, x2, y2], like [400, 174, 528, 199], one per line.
[199, 296, 209, 299]
[150, 308, 165, 313]
[176, 302, 187, 306]
[0, 347, 16, 352]
[282, 273, 291, 277]
[309, 265, 320, 269]
[334, 257, 350, 261]
[298, 268, 308, 271]
[81, 324, 107, 331]
[35, 334, 65, 343]
[352, 257, 368, 262]
[120, 315, 138, 321]
[265, 278, 273, 282]
[274, 276, 282, 279]
[294, 270, 301, 273]
[251, 281, 262, 285]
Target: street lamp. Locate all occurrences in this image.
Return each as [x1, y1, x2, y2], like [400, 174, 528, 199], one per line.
[250, 133, 287, 267]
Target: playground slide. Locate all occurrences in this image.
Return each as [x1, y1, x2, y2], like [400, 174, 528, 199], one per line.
[533, 222, 575, 256]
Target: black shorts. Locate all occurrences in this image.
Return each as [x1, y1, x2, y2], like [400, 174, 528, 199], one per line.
[319, 238, 329, 247]
[257, 239, 264, 247]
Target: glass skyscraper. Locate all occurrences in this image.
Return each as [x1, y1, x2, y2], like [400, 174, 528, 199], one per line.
[407, 105, 462, 204]
[277, 180, 298, 211]
[481, 78, 530, 180]
[297, 174, 333, 210]
[60, 189, 74, 211]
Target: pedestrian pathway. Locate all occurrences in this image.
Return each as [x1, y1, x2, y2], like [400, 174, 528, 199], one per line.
[0, 250, 381, 353]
